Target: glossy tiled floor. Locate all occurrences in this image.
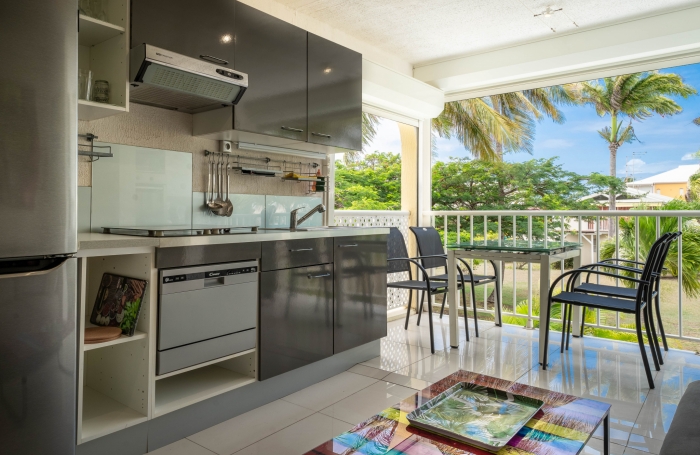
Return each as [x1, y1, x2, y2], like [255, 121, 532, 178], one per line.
[151, 314, 700, 455]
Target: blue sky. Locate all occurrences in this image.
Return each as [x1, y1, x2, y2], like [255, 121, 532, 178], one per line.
[368, 62, 700, 180]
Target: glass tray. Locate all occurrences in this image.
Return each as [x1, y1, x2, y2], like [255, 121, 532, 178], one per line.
[406, 382, 544, 452]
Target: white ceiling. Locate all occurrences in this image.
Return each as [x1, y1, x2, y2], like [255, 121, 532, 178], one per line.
[275, 0, 700, 66]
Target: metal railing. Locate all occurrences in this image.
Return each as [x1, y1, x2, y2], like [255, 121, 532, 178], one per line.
[426, 209, 700, 342]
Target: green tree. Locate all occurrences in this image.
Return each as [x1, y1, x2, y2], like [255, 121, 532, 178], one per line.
[599, 200, 700, 297]
[577, 72, 697, 211]
[335, 152, 401, 210]
[694, 115, 700, 126]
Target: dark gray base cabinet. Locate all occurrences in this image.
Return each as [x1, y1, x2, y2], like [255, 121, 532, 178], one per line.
[259, 264, 334, 380]
[333, 235, 388, 354]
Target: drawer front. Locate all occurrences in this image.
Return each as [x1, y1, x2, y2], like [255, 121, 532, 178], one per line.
[333, 235, 388, 353]
[157, 328, 256, 376]
[259, 264, 334, 380]
[261, 238, 332, 271]
[159, 281, 257, 350]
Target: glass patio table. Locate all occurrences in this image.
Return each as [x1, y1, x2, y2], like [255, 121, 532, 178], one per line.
[446, 240, 582, 365]
[306, 370, 611, 455]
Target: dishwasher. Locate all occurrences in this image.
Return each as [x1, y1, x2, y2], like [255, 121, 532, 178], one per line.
[157, 260, 258, 375]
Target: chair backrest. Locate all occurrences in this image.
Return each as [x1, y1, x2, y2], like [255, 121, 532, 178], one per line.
[387, 227, 410, 274]
[409, 226, 447, 270]
[640, 232, 674, 284]
[652, 231, 682, 281]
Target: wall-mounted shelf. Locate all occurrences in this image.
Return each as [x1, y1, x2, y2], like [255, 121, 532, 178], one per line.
[79, 14, 125, 47]
[81, 386, 148, 443]
[79, 99, 127, 121]
[84, 330, 147, 351]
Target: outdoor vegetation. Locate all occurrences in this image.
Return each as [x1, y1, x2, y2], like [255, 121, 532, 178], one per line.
[337, 68, 700, 351]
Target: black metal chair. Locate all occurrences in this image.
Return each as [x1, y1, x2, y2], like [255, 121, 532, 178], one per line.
[409, 226, 500, 337]
[542, 233, 669, 389]
[577, 232, 681, 353]
[386, 227, 470, 353]
[571, 232, 680, 364]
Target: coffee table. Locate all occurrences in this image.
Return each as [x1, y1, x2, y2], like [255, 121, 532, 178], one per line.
[305, 370, 610, 455]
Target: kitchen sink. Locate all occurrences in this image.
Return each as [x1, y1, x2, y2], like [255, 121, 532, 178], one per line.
[260, 226, 362, 232]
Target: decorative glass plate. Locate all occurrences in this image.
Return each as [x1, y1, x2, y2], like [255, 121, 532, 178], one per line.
[406, 382, 544, 451]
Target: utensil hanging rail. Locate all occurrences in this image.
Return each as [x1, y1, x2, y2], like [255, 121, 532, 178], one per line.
[78, 133, 113, 161]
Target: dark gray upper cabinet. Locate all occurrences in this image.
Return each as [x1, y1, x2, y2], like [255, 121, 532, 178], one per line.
[131, 0, 236, 67]
[233, 3, 307, 140]
[333, 235, 387, 354]
[307, 33, 362, 151]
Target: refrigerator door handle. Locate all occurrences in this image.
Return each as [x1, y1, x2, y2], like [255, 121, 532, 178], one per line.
[0, 257, 70, 280]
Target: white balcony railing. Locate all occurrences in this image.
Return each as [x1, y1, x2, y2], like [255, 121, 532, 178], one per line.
[427, 210, 700, 343]
[334, 210, 410, 311]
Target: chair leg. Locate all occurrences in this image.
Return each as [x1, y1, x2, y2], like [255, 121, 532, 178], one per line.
[646, 303, 663, 365]
[417, 291, 425, 326]
[580, 307, 586, 338]
[426, 292, 435, 354]
[635, 311, 655, 389]
[439, 293, 447, 319]
[461, 285, 470, 342]
[560, 303, 568, 354]
[542, 295, 553, 370]
[566, 304, 573, 351]
[471, 283, 479, 337]
[404, 290, 413, 330]
[643, 307, 661, 371]
[654, 292, 669, 351]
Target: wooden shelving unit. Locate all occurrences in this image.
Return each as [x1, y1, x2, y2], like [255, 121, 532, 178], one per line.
[83, 329, 147, 351]
[78, 0, 129, 121]
[81, 386, 148, 443]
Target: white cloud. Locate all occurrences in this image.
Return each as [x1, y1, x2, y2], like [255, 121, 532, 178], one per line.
[538, 138, 574, 149]
[682, 152, 698, 161]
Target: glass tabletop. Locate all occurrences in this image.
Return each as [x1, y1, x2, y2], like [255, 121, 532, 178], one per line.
[448, 239, 580, 254]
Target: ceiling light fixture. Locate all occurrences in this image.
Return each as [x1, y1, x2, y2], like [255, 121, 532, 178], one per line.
[236, 142, 328, 160]
[534, 6, 563, 18]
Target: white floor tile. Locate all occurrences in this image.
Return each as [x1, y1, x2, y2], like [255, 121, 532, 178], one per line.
[382, 371, 432, 390]
[360, 338, 437, 372]
[281, 371, 377, 412]
[149, 439, 216, 455]
[187, 399, 314, 455]
[346, 363, 391, 380]
[581, 438, 626, 455]
[625, 433, 664, 454]
[232, 413, 352, 455]
[319, 380, 418, 425]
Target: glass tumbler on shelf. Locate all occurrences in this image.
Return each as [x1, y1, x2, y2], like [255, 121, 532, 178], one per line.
[78, 0, 92, 17]
[89, 0, 107, 21]
[92, 80, 110, 104]
[78, 69, 92, 101]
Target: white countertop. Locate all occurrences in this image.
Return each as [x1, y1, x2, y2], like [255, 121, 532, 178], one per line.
[78, 227, 389, 253]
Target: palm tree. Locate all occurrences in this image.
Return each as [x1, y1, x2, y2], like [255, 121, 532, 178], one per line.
[578, 72, 697, 212]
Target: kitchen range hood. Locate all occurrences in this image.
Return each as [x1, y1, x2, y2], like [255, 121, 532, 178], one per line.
[129, 44, 248, 114]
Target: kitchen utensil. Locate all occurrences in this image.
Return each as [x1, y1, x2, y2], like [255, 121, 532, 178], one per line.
[221, 162, 233, 217]
[92, 80, 110, 103]
[207, 158, 223, 212]
[212, 160, 225, 208]
[85, 327, 123, 344]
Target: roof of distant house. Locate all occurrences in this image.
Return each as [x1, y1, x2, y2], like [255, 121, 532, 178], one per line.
[627, 164, 700, 186]
[581, 187, 674, 204]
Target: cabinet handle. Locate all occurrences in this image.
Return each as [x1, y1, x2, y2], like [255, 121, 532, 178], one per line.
[307, 273, 330, 279]
[311, 132, 332, 138]
[290, 248, 313, 252]
[281, 126, 304, 133]
[200, 54, 229, 65]
[338, 244, 358, 248]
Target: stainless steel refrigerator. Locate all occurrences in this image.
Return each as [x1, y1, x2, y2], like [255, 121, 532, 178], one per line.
[0, 1, 78, 454]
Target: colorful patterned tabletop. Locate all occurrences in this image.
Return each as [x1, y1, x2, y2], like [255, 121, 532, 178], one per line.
[305, 370, 611, 455]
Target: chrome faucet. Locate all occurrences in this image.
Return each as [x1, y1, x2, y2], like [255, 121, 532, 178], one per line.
[289, 204, 326, 230]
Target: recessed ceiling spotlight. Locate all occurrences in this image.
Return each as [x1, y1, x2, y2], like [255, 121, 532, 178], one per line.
[534, 6, 563, 18]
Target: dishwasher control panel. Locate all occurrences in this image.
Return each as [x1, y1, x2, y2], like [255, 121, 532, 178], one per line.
[160, 260, 258, 294]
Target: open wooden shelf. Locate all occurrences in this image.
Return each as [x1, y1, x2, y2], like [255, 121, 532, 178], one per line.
[79, 14, 125, 47]
[84, 330, 147, 351]
[81, 386, 148, 444]
[155, 365, 256, 417]
[78, 99, 127, 121]
[155, 348, 255, 381]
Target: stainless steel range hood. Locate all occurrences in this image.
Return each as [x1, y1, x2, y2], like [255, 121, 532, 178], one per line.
[129, 44, 248, 114]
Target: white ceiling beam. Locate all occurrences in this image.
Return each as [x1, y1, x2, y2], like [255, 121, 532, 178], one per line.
[414, 6, 700, 101]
